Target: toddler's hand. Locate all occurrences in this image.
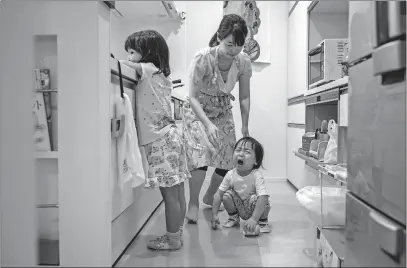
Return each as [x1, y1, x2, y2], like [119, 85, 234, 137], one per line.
[244, 217, 257, 233]
[211, 215, 220, 230]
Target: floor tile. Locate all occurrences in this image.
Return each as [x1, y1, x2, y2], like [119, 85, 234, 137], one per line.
[117, 180, 317, 267]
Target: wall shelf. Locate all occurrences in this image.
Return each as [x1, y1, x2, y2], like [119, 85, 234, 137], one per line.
[114, 1, 185, 21]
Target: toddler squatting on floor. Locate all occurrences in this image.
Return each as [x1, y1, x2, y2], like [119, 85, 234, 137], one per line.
[211, 137, 272, 236]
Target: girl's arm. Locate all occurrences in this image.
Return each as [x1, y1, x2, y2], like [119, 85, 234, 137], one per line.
[212, 189, 225, 216]
[119, 60, 142, 80]
[239, 72, 251, 136]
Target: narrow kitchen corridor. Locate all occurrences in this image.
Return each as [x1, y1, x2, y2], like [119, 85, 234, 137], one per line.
[116, 179, 317, 267]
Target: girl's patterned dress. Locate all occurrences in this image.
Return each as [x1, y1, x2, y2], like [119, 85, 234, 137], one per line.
[182, 47, 252, 171]
[134, 63, 190, 189]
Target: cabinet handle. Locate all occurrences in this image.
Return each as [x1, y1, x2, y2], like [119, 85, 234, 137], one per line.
[369, 211, 404, 258]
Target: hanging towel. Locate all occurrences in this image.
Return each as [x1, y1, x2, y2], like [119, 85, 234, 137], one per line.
[116, 93, 145, 190]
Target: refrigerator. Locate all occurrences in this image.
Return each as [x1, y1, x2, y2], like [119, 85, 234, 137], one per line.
[344, 1, 406, 267]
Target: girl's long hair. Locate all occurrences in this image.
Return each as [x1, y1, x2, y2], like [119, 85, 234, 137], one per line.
[124, 30, 171, 77]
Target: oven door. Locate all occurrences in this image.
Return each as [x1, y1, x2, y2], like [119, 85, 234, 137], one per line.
[309, 44, 324, 88]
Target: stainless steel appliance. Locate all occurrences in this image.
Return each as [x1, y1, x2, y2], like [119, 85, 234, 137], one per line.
[345, 1, 406, 267]
[308, 39, 349, 89]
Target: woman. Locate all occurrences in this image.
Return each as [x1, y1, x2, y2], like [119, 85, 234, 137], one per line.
[183, 14, 252, 223]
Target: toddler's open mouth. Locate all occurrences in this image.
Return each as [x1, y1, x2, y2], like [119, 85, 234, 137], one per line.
[237, 159, 244, 166]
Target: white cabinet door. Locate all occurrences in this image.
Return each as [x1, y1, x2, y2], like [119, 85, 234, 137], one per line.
[288, 102, 306, 124]
[287, 126, 306, 189]
[339, 93, 348, 126]
[288, 1, 311, 98]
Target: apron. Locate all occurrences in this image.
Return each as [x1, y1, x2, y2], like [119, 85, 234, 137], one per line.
[182, 47, 241, 171]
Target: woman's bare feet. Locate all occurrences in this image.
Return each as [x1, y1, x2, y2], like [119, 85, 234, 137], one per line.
[185, 203, 199, 224]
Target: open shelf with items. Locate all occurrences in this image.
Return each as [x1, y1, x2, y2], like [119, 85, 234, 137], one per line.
[296, 81, 348, 166]
[315, 164, 347, 267]
[33, 34, 60, 266]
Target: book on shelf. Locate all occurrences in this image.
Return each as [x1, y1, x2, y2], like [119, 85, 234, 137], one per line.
[33, 68, 53, 151]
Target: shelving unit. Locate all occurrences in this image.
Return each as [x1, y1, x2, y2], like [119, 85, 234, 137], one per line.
[315, 164, 347, 266]
[287, 1, 351, 267]
[32, 34, 60, 266]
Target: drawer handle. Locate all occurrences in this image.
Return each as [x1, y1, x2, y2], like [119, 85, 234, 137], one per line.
[369, 211, 404, 258]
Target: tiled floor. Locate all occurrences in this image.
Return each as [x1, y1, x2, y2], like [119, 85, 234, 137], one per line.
[116, 180, 317, 267]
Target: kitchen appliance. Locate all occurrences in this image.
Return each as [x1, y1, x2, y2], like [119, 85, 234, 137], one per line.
[309, 39, 349, 89]
[344, 1, 406, 267]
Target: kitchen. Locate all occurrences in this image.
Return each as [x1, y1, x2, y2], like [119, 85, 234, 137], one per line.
[0, 0, 405, 267]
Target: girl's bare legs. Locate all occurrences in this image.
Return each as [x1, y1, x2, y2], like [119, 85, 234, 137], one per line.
[147, 185, 182, 250]
[177, 182, 186, 244]
[160, 185, 182, 233]
[185, 169, 206, 223]
[178, 182, 186, 222]
[202, 171, 224, 205]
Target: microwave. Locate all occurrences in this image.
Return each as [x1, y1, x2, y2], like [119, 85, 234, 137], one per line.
[308, 39, 348, 89]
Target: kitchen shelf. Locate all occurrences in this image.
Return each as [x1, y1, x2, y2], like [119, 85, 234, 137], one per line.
[319, 227, 346, 261]
[293, 150, 322, 169]
[305, 76, 348, 97]
[318, 164, 347, 185]
[35, 151, 58, 159]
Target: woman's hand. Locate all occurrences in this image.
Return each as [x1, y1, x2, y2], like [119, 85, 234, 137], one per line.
[242, 125, 249, 137]
[206, 122, 220, 148]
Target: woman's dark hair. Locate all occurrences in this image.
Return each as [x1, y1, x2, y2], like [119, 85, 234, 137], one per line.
[234, 136, 264, 170]
[209, 14, 248, 47]
[124, 30, 171, 77]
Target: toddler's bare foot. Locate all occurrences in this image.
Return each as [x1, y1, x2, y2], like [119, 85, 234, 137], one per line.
[185, 203, 199, 224]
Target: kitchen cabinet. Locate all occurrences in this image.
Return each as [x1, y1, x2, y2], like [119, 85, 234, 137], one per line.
[287, 126, 306, 189]
[288, 102, 306, 125]
[287, 1, 311, 99]
[0, 1, 165, 267]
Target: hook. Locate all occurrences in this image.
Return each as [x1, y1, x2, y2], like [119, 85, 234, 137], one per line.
[111, 53, 124, 99]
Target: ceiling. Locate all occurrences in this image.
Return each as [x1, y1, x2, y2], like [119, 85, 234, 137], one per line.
[114, 1, 169, 19]
[311, 1, 349, 14]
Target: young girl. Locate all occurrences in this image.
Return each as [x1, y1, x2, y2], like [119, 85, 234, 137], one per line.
[211, 137, 271, 235]
[120, 30, 190, 250]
